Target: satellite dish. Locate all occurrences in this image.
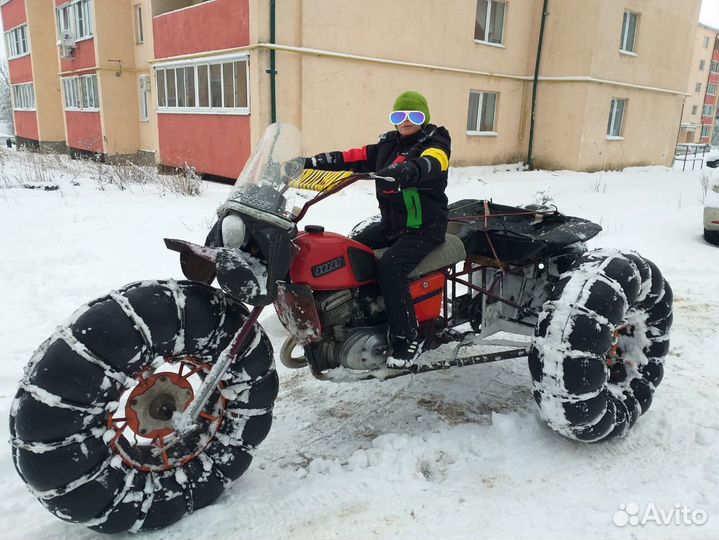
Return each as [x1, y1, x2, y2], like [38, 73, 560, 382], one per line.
[60, 30, 76, 47]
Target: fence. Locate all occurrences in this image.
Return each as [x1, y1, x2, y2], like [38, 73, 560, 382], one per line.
[673, 143, 709, 172]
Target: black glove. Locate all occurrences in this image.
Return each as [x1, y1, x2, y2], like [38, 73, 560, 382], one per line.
[375, 161, 420, 186]
[304, 151, 343, 169]
[282, 157, 304, 180]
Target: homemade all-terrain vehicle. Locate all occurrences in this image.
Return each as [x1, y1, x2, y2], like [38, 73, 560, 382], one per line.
[11, 124, 673, 533]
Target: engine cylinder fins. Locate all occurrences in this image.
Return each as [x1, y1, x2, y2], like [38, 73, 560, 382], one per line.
[316, 289, 353, 328]
[529, 250, 672, 443]
[11, 280, 277, 532]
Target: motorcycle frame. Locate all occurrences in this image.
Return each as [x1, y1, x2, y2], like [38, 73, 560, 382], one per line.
[177, 175, 549, 431]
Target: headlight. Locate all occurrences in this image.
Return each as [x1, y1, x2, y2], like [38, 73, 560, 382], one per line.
[221, 213, 247, 248]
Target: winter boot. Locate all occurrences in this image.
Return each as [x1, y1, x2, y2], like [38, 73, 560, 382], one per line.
[386, 339, 422, 369]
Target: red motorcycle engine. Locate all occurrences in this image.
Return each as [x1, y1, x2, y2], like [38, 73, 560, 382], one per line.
[285, 227, 446, 373]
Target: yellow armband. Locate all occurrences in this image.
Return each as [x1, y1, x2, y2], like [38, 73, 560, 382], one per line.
[420, 148, 449, 171]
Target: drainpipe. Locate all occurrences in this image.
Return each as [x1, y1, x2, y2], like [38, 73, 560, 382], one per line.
[527, 0, 549, 170]
[268, 0, 277, 123]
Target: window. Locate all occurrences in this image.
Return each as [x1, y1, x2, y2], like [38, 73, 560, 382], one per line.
[135, 4, 144, 44]
[692, 105, 698, 115]
[700, 59, 706, 70]
[4, 25, 30, 59]
[701, 125, 711, 137]
[209, 64, 222, 107]
[703, 105, 713, 116]
[198, 65, 208, 107]
[607, 98, 627, 138]
[711, 60, 719, 73]
[467, 90, 498, 133]
[696, 82, 702, 93]
[11, 83, 35, 110]
[155, 56, 250, 114]
[620, 11, 638, 53]
[708, 83, 717, 96]
[157, 70, 166, 107]
[57, 0, 93, 41]
[62, 74, 99, 110]
[139, 75, 150, 121]
[703, 36, 710, 49]
[474, 0, 505, 45]
[0, 0, 12, 6]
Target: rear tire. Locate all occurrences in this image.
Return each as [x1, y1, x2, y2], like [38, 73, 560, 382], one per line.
[528, 250, 672, 442]
[10, 280, 277, 532]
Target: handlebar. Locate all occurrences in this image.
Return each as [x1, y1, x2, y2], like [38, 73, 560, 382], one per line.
[291, 173, 372, 223]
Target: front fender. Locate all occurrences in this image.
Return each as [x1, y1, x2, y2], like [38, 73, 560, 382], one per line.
[164, 239, 272, 305]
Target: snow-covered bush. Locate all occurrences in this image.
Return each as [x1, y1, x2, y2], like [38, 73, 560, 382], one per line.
[157, 164, 203, 196]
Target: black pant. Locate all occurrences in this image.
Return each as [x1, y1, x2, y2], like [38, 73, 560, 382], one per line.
[352, 223, 444, 352]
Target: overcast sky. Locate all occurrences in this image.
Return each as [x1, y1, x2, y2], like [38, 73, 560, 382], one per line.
[0, 1, 718, 63]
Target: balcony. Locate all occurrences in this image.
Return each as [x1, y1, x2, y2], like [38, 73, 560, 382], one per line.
[152, 0, 212, 18]
[152, 0, 249, 59]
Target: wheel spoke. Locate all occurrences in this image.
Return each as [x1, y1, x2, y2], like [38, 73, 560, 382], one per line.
[154, 436, 171, 467]
[111, 423, 128, 446]
[183, 366, 203, 379]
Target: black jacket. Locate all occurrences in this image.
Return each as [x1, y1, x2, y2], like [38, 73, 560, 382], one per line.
[305, 125, 451, 238]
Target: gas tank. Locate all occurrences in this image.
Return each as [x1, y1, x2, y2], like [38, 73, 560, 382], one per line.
[290, 226, 377, 290]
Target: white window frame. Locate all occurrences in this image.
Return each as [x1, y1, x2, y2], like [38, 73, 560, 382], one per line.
[607, 97, 627, 140]
[703, 36, 710, 49]
[701, 125, 711, 138]
[707, 83, 717, 96]
[710, 60, 719, 73]
[56, 0, 94, 42]
[4, 24, 30, 59]
[700, 59, 706, 71]
[0, 0, 12, 6]
[135, 4, 144, 44]
[619, 11, 638, 55]
[155, 53, 250, 115]
[466, 90, 498, 135]
[691, 105, 698, 115]
[11, 82, 35, 110]
[473, 0, 506, 47]
[62, 74, 99, 111]
[703, 104, 714, 117]
[695, 82, 702, 94]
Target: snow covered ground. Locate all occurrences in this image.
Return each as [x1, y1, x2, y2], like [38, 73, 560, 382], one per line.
[0, 147, 717, 540]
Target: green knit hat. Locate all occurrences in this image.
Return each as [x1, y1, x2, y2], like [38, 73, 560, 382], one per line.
[392, 90, 430, 126]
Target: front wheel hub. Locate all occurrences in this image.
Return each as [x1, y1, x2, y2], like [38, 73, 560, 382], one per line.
[125, 372, 194, 439]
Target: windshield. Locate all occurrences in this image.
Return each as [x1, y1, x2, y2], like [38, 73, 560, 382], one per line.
[224, 123, 309, 220]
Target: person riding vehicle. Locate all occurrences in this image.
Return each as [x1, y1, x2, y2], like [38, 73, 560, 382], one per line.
[304, 90, 451, 368]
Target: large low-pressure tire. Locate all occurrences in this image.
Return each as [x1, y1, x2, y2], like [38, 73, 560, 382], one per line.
[10, 280, 278, 533]
[529, 249, 673, 442]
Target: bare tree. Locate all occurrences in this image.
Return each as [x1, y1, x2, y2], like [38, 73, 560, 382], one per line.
[0, 62, 14, 133]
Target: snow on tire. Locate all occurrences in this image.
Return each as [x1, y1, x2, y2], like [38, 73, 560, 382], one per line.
[528, 249, 673, 442]
[10, 280, 277, 533]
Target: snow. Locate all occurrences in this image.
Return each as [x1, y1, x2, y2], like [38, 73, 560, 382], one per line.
[0, 147, 717, 539]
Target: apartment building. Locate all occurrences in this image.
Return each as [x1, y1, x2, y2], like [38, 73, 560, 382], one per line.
[705, 32, 719, 144]
[2, 0, 64, 149]
[679, 23, 718, 144]
[1, 0, 704, 175]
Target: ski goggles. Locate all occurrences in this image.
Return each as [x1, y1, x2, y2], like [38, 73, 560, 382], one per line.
[389, 110, 426, 126]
